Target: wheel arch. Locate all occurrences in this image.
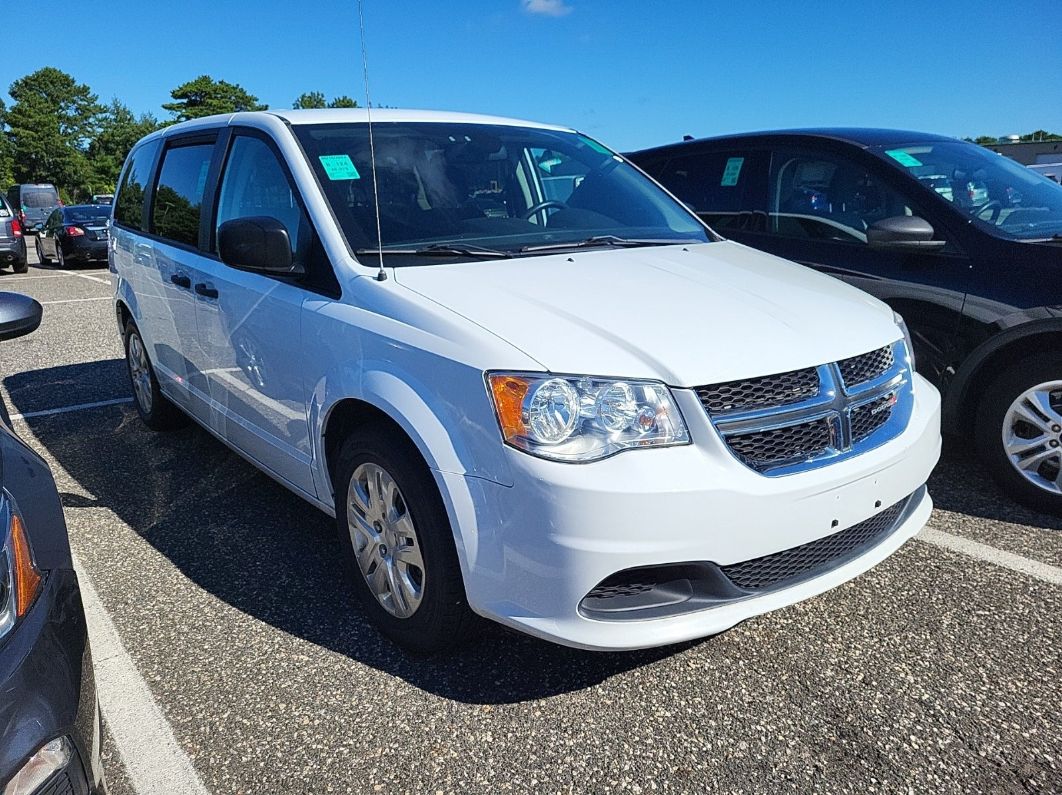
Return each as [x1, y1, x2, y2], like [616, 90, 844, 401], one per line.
[945, 318, 1062, 433]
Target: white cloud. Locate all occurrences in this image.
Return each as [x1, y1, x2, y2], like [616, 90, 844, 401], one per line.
[522, 0, 573, 17]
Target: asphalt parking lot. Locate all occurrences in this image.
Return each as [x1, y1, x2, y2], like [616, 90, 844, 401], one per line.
[1, 244, 1060, 794]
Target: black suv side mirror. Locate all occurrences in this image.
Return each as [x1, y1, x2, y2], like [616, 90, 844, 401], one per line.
[867, 216, 946, 250]
[218, 217, 303, 275]
[0, 292, 43, 341]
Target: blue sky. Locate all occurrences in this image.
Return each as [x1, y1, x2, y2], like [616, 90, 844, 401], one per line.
[4, 0, 1059, 151]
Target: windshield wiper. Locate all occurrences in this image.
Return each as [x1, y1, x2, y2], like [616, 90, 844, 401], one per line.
[356, 243, 513, 259]
[518, 235, 700, 253]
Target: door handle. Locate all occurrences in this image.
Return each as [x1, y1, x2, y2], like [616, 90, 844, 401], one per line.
[170, 273, 191, 288]
[194, 282, 219, 299]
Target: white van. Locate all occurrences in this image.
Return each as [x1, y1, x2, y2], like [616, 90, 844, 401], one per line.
[111, 109, 940, 652]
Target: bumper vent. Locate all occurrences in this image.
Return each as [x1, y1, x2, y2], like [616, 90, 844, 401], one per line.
[696, 340, 911, 476]
[721, 496, 908, 591]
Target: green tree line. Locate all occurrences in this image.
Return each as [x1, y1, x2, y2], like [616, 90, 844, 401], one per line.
[0, 67, 361, 202]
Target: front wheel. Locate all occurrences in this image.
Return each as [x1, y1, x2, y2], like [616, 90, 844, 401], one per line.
[334, 423, 476, 653]
[976, 352, 1062, 514]
[124, 321, 187, 431]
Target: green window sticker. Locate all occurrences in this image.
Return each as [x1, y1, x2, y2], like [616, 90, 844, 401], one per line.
[721, 157, 744, 186]
[885, 149, 923, 168]
[579, 136, 612, 155]
[318, 154, 361, 180]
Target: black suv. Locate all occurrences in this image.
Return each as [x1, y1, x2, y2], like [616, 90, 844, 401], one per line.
[631, 129, 1062, 512]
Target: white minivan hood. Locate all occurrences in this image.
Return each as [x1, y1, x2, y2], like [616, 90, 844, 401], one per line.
[394, 241, 900, 387]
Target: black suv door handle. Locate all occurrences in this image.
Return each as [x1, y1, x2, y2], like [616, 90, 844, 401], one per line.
[194, 282, 219, 299]
[169, 273, 191, 288]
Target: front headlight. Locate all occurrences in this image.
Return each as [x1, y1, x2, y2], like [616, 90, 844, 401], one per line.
[487, 372, 690, 462]
[0, 495, 43, 641]
[894, 311, 915, 368]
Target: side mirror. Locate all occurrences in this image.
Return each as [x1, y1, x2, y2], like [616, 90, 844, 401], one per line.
[0, 292, 43, 341]
[867, 216, 946, 250]
[218, 217, 301, 275]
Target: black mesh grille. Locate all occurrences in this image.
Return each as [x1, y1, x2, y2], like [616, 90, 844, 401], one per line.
[839, 345, 894, 388]
[585, 582, 654, 600]
[36, 772, 74, 795]
[726, 417, 834, 469]
[850, 393, 896, 442]
[721, 497, 908, 591]
[697, 367, 819, 415]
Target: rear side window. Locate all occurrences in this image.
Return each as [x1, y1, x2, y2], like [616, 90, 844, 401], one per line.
[114, 141, 160, 231]
[151, 142, 215, 247]
[652, 149, 767, 230]
[22, 187, 59, 208]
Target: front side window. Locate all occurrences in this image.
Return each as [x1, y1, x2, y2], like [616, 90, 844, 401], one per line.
[768, 149, 923, 244]
[651, 149, 766, 231]
[150, 142, 215, 246]
[215, 136, 311, 267]
[873, 141, 1062, 240]
[293, 122, 708, 263]
[114, 141, 160, 230]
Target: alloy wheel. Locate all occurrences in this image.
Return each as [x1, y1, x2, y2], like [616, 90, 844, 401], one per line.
[127, 332, 153, 414]
[1001, 380, 1062, 494]
[346, 462, 425, 618]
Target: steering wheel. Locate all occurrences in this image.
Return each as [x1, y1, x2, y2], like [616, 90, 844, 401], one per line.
[973, 200, 1003, 223]
[523, 200, 569, 219]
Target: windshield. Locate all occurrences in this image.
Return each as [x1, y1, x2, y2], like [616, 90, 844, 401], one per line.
[293, 122, 709, 262]
[873, 141, 1062, 240]
[65, 206, 110, 224]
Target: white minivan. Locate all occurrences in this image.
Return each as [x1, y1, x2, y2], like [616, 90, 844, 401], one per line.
[111, 109, 941, 652]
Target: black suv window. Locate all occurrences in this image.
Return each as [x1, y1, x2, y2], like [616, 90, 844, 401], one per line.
[21, 187, 59, 208]
[151, 141, 215, 247]
[114, 141, 160, 231]
[768, 149, 923, 244]
[650, 149, 766, 231]
[215, 135, 311, 267]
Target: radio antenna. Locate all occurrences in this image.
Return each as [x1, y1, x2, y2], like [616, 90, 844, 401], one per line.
[357, 0, 387, 282]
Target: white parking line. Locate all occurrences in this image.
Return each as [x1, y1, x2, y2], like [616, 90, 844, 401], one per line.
[41, 297, 112, 305]
[9, 397, 132, 421]
[61, 269, 111, 285]
[0, 274, 66, 281]
[918, 527, 1062, 585]
[74, 553, 210, 795]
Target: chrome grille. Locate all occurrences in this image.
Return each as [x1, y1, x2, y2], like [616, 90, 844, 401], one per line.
[696, 368, 819, 414]
[721, 495, 910, 590]
[726, 417, 835, 469]
[839, 345, 894, 389]
[850, 393, 896, 442]
[699, 340, 911, 476]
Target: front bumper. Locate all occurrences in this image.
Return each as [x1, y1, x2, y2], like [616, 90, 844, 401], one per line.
[0, 570, 105, 794]
[443, 373, 941, 651]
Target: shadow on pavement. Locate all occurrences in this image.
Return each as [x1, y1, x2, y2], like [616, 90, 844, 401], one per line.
[6, 360, 691, 704]
[929, 436, 1062, 531]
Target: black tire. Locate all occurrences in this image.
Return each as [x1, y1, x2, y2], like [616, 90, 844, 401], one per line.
[333, 423, 477, 653]
[975, 351, 1062, 514]
[12, 256, 28, 274]
[34, 236, 48, 265]
[55, 241, 65, 269]
[123, 321, 187, 431]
